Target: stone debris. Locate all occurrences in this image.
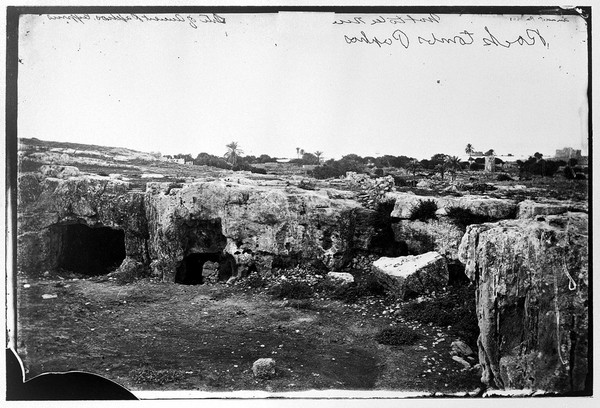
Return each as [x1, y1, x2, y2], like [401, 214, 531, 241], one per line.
[41, 294, 58, 299]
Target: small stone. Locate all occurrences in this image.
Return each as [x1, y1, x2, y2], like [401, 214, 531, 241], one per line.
[451, 339, 474, 357]
[252, 358, 276, 379]
[452, 355, 472, 369]
[41, 294, 57, 299]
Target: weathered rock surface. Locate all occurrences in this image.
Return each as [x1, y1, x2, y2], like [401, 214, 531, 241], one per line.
[458, 213, 589, 392]
[144, 180, 381, 281]
[18, 172, 394, 282]
[392, 218, 464, 260]
[17, 174, 148, 276]
[387, 192, 517, 220]
[372, 252, 448, 299]
[517, 199, 587, 219]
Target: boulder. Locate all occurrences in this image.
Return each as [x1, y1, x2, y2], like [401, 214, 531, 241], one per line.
[451, 339, 475, 358]
[372, 252, 448, 299]
[458, 213, 588, 392]
[326, 272, 354, 284]
[252, 358, 276, 379]
[392, 219, 464, 260]
[517, 199, 587, 219]
[388, 192, 516, 220]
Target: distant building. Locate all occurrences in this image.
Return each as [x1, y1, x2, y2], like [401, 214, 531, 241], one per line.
[555, 147, 582, 160]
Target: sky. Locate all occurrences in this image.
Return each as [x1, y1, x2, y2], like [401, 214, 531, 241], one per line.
[17, 11, 589, 160]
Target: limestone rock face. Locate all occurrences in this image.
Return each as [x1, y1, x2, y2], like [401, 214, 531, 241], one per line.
[458, 213, 589, 392]
[372, 252, 448, 299]
[144, 181, 376, 281]
[18, 173, 390, 281]
[392, 218, 464, 260]
[17, 174, 148, 276]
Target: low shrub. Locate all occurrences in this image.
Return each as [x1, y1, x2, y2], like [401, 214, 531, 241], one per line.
[409, 199, 438, 221]
[496, 173, 513, 182]
[375, 325, 421, 346]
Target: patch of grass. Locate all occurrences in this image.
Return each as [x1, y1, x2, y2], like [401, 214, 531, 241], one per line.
[269, 280, 314, 300]
[409, 199, 438, 221]
[130, 367, 186, 385]
[398, 285, 479, 349]
[375, 325, 421, 346]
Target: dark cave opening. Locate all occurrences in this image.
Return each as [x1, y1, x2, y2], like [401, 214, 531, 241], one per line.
[53, 223, 126, 276]
[175, 253, 237, 285]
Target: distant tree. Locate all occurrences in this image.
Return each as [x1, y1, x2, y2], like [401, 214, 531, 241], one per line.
[300, 149, 305, 157]
[484, 149, 495, 156]
[534, 152, 543, 161]
[314, 151, 323, 164]
[174, 153, 193, 162]
[465, 143, 474, 161]
[296, 147, 300, 159]
[407, 158, 421, 176]
[430, 153, 449, 179]
[224, 142, 243, 167]
[302, 152, 319, 165]
[446, 155, 462, 181]
[258, 154, 275, 163]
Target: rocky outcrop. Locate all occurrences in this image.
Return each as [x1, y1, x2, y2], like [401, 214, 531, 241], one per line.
[372, 252, 448, 299]
[144, 181, 380, 281]
[458, 213, 589, 392]
[18, 171, 398, 282]
[517, 199, 587, 219]
[388, 192, 517, 220]
[17, 173, 148, 276]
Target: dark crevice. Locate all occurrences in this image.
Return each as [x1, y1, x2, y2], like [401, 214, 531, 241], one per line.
[51, 223, 126, 276]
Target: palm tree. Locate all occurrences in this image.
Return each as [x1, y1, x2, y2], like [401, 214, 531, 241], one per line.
[296, 147, 300, 159]
[224, 142, 243, 167]
[407, 158, 420, 176]
[465, 143, 474, 161]
[446, 155, 462, 181]
[314, 151, 323, 164]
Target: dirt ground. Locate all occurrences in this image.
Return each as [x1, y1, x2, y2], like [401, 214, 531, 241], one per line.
[15, 274, 482, 396]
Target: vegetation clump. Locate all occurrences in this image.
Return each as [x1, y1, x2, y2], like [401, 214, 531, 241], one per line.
[409, 199, 438, 221]
[375, 326, 421, 346]
[496, 173, 513, 182]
